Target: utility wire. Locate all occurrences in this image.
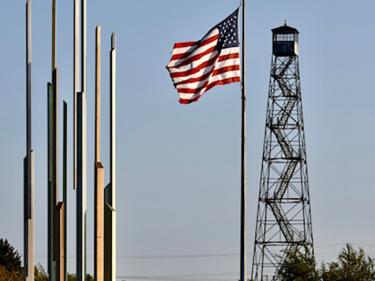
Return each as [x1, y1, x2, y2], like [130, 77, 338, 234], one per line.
[35, 242, 375, 261]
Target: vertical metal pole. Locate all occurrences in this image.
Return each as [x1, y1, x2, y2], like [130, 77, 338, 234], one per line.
[94, 25, 104, 281]
[54, 202, 64, 281]
[47, 82, 53, 279]
[73, 0, 79, 190]
[240, 1, 247, 281]
[54, 68, 60, 281]
[24, 1, 34, 280]
[110, 33, 117, 281]
[49, 0, 58, 279]
[26, 2, 31, 153]
[77, 0, 87, 278]
[95, 26, 101, 164]
[76, 91, 84, 281]
[63, 101, 68, 281]
[105, 32, 117, 281]
[95, 163, 104, 281]
[52, 0, 56, 72]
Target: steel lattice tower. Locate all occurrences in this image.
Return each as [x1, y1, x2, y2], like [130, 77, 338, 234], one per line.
[251, 24, 314, 281]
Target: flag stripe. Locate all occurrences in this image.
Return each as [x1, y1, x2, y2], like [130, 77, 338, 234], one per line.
[170, 53, 219, 78]
[171, 49, 239, 84]
[170, 47, 238, 78]
[174, 41, 196, 48]
[171, 34, 219, 60]
[176, 46, 218, 68]
[177, 70, 240, 94]
[179, 77, 241, 104]
[176, 66, 240, 91]
[176, 61, 240, 87]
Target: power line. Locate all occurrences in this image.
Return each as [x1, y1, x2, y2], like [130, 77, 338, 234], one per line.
[34, 243, 375, 261]
[116, 271, 239, 281]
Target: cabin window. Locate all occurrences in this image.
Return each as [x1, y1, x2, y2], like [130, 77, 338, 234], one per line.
[275, 33, 294, 41]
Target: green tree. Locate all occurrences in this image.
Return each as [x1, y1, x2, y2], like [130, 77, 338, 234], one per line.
[278, 247, 319, 281]
[0, 238, 22, 275]
[321, 244, 375, 281]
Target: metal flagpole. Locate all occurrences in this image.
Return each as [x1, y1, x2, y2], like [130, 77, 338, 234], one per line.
[104, 32, 117, 281]
[94, 25, 104, 281]
[63, 101, 68, 281]
[48, 0, 59, 278]
[240, 0, 248, 281]
[77, 0, 87, 279]
[24, 1, 35, 280]
[110, 33, 117, 281]
[73, 0, 79, 190]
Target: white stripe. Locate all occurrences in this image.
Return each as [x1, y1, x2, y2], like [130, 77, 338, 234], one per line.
[177, 69, 240, 91]
[219, 47, 240, 56]
[174, 57, 240, 85]
[178, 70, 240, 99]
[169, 46, 239, 76]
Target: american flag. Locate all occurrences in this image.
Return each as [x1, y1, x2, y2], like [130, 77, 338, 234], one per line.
[166, 9, 241, 104]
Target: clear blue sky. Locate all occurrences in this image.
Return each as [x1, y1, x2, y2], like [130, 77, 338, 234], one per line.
[1, 0, 375, 280]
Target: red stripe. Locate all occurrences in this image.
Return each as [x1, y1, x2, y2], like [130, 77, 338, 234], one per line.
[176, 46, 217, 68]
[178, 75, 240, 95]
[218, 52, 240, 62]
[205, 77, 240, 92]
[176, 66, 240, 93]
[175, 63, 240, 86]
[178, 79, 210, 94]
[179, 95, 201, 104]
[175, 70, 212, 86]
[213, 65, 240, 76]
[171, 35, 219, 60]
[170, 51, 239, 79]
[170, 53, 218, 78]
[174, 41, 197, 48]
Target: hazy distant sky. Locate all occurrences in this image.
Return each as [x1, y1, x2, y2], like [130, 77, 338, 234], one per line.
[1, 1, 375, 280]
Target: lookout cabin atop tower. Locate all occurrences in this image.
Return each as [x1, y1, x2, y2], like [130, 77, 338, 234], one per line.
[272, 24, 299, 57]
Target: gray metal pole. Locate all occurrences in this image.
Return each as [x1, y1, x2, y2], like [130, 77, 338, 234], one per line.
[240, 0, 248, 281]
[110, 33, 117, 281]
[104, 32, 117, 281]
[52, 0, 56, 72]
[24, 3, 34, 279]
[95, 26, 101, 164]
[73, 0, 79, 190]
[77, 0, 87, 278]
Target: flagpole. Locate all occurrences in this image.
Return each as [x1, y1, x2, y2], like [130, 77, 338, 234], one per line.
[24, 1, 35, 280]
[240, 0, 247, 281]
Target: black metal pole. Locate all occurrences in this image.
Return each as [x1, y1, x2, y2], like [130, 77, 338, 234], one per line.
[63, 101, 68, 281]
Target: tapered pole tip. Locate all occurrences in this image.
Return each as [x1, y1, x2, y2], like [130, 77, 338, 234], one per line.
[111, 33, 116, 49]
